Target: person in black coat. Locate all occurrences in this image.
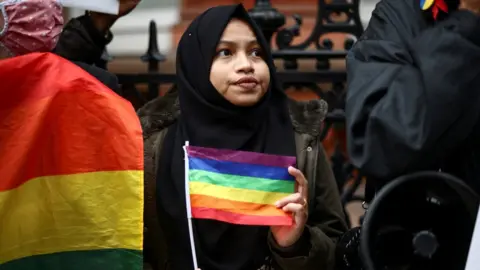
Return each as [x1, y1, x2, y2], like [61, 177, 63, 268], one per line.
[346, 0, 480, 200]
[54, 2, 141, 93]
[55, 12, 119, 92]
[0, 1, 139, 93]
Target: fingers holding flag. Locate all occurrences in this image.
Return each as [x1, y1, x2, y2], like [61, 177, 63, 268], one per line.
[275, 193, 304, 212]
[275, 166, 308, 218]
[289, 166, 308, 199]
[271, 166, 309, 247]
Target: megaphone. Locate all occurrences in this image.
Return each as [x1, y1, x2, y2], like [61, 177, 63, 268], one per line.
[360, 171, 479, 270]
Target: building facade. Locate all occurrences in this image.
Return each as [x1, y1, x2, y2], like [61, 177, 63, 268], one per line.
[67, 0, 378, 56]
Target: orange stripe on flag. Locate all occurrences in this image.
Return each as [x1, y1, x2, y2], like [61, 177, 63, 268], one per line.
[190, 194, 286, 217]
[191, 207, 293, 226]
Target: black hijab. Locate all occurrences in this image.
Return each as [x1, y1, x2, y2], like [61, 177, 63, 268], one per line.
[156, 4, 296, 270]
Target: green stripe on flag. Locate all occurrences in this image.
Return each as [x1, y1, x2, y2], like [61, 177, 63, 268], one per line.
[189, 169, 294, 193]
[0, 249, 142, 270]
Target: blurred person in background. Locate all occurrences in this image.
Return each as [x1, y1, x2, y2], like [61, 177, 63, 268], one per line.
[346, 0, 480, 201]
[0, 0, 141, 92]
[53, 0, 140, 69]
[54, 0, 141, 91]
[0, 0, 64, 59]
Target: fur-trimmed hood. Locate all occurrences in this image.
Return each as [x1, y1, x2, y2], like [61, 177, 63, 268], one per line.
[137, 90, 328, 138]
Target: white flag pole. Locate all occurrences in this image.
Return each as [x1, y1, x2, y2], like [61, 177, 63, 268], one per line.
[465, 205, 480, 270]
[183, 141, 198, 269]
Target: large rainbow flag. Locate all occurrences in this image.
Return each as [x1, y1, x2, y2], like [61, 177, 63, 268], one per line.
[0, 53, 143, 269]
[185, 145, 296, 226]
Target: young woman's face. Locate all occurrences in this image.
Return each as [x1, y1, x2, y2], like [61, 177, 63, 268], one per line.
[209, 18, 270, 107]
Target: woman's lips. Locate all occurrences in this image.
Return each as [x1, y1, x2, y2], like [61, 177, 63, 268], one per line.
[236, 82, 258, 90]
[234, 77, 259, 90]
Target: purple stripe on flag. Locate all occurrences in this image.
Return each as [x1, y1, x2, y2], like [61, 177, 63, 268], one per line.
[186, 145, 296, 168]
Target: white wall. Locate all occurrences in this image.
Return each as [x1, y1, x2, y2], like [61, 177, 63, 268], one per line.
[68, 0, 180, 56]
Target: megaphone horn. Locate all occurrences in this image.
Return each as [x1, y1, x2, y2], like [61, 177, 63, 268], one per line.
[360, 171, 479, 270]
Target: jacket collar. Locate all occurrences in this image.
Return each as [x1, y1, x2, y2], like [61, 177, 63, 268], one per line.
[137, 88, 327, 138]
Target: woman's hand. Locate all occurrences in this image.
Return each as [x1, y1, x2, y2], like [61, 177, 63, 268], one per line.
[270, 166, 309, 247]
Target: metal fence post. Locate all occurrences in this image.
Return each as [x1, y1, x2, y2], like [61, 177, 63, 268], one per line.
[141, 20, 166, 101]
[248, 0, 286, 46]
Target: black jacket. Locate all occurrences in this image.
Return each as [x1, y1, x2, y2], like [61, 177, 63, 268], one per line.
[74, 61, 119, 92]
[53, 15, 120, 93]
[346, 0, 480, 199]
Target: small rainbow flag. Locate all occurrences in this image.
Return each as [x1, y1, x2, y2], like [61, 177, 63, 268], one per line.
[420, 0, 448, 20]
[184, 145, 296, 226]
[0, 53, 143, 269]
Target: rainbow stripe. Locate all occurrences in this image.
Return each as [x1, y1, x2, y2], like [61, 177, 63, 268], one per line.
[420, 0, 449, 20]
[186, 146, 296, 226]
[0, 53, 143, 269]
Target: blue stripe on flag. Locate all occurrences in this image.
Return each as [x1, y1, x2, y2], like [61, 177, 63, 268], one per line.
[188, 157, 294, 181]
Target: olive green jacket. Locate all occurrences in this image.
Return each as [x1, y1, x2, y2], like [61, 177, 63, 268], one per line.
[138, 90, 348, 270]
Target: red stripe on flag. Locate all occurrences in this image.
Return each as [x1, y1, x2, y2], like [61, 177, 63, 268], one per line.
[0, 54, 143, 192]
[0, 53, 113, 110]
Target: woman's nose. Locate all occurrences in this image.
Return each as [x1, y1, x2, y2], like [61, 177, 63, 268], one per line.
[235, 53, 254, 73]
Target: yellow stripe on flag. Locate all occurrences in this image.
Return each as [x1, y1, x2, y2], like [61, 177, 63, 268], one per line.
[189, 181, 288, 205]
[0, 170, 143, 265]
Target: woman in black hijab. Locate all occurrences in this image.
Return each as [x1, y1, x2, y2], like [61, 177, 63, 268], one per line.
[138, 4, 347, 270]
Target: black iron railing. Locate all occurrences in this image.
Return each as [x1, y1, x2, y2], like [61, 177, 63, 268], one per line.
[97, 0, 366, 226]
